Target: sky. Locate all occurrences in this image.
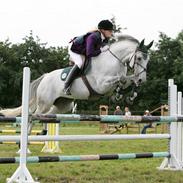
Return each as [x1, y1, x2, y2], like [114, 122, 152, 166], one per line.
[0, 0, 182, 47]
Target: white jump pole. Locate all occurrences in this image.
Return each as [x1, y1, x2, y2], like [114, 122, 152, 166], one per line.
[7, 67, 38, 183]
[159, 79, 182, 170]
[0, 134, 170, 142]
[177, 92, 182, 163]
[182, 95, 183, 164]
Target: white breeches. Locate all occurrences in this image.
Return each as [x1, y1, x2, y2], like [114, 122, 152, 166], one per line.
[68, 47, 84, 69]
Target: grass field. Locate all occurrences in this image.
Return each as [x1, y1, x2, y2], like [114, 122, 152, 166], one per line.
[0, 123, 183, 183]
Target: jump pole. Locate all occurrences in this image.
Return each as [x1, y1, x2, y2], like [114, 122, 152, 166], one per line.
[41, 123, 61, 153]
[177, 92, 182, 163]
[0, 134, 170, 142]
[2, 115, 183, 124]
[0, 152, 170, 164]
[158, 79, 182, 170]
[0, 129, 42, 135]
[7, 67, 38, 183]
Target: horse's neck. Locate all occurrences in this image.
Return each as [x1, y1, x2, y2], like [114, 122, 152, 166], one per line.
[90, 52, 120, 76]
[111, 41, 138, 62]
[83, 40, 138, 94]
[89, 41, 137, 77]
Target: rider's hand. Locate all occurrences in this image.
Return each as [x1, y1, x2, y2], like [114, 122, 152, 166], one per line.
[100, 45, 110, 52]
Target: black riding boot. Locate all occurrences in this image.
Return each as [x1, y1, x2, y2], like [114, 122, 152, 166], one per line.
[64, 65, 81, 95]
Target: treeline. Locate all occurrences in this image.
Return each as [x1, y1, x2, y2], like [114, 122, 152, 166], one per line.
[0, 31, 69, 107]
[0, 31, 183, 114]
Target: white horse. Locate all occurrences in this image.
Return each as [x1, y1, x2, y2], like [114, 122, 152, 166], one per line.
[0, 35, 153, 118]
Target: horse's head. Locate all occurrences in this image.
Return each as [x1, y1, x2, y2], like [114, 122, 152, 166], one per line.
[108, 35, 153, 103]
[128, 39, 153, 86]
[109, 35, 153, 85]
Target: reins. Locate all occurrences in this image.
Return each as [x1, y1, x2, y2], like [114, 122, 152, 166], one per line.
[108, 47, 147, 77]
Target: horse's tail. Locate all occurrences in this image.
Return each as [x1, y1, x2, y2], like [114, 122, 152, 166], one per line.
[0, 74, 45, 117]
[0, 106, 22, 117]
[29, 74, 45, 113]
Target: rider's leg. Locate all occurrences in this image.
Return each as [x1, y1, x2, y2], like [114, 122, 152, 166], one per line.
[68, 49, 83, 69]
[64, 51, 83, 95]
[64, 65, 81, 94]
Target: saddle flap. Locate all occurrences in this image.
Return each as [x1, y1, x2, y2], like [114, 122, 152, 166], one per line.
[60, 67, 72, 81]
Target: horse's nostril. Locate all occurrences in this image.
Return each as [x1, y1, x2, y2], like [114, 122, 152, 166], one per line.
[139, 79, 142, 83]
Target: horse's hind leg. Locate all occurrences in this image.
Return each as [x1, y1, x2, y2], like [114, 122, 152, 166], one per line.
[37, 98, 73, 135]
[28, 99, 53, 135]
[46, 97, 74, 114]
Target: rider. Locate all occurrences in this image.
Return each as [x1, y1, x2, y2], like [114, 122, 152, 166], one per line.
[64, 19, 114, 95]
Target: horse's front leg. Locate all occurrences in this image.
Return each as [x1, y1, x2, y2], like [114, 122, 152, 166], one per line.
[96, 76, 120, 94]
[122, 74, 142, 87]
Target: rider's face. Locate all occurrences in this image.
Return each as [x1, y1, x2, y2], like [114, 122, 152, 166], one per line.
[101, 29, 113, 38]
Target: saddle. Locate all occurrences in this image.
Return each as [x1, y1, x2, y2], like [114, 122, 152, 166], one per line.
[61, 58, 102, 98]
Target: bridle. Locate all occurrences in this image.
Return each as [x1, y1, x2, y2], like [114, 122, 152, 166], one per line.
[108, 47, 148, 77]
[131, 50, 148, 77]
[108, 38, 153, 102]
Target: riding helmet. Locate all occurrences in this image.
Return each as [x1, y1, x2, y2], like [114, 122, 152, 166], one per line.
[98, 20, 113, 30]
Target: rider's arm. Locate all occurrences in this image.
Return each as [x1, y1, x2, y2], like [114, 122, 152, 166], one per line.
[85, 33, 101, 58]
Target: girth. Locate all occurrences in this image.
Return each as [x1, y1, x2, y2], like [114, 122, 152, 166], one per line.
[81, 75, 103, 98]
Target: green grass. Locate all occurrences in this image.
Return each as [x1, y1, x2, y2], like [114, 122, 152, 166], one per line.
[0, 124, 183, 183]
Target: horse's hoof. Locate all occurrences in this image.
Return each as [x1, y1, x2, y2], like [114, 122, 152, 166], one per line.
[126, 97, 134, 105]
[0, 113, 4, 116]
[111, 95, 118, 103]
[37, 129, 47, 135]
[115, 94, 123, 101]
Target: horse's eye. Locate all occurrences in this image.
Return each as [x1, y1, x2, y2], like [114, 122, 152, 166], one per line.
[137, 57, 142, 61]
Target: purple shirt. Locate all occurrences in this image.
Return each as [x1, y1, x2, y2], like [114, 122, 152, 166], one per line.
[70, 31, 108, 58]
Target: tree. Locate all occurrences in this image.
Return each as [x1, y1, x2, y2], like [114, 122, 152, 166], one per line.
[0, 31, 69, 107]
[133, 31, 183, 112]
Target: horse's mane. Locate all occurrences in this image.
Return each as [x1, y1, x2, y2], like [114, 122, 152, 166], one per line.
[113, 34, 139, 44]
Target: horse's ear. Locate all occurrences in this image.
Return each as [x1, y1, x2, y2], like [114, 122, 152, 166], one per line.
[146, 41, 154, 49]
[139, 39, 145, 48]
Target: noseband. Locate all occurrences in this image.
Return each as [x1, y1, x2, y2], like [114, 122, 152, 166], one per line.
[133, 51, 148, 77]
